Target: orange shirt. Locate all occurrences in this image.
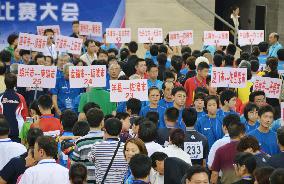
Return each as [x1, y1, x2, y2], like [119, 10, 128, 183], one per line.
[184, 76, 207, 107]
[30, 114, 63, 136]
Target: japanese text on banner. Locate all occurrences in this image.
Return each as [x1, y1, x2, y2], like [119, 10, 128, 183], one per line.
[204, 31, 229, 46]
[238, 30, 264, 46]
[17, 65, 57, 88]
[138, 28, 163, 43]
[169, 30, 193, 46]
[79, 21, 102, 37]
[69, 65, 106, 88]
[253, 77, 282, 98]
[37, 25, 61, 36]
[54, 35, 83, 55]
[110, 79, 148, 102]
[18, 33, 48, 52]
[106, 28, 131, 43]
[211, 67, 247, 88]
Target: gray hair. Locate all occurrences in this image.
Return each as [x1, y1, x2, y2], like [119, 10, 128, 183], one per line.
[10, 63, 19, 75]
[58, 52, 70, 60]
[63, 63, 74, 74]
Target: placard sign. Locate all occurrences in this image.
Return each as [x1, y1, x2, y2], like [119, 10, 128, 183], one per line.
[79, 21, 102, 37]
[169, 30, 193, 46]
[204, 31, 229, 46]
[54, 35, 83, 55]
[138, 28, 163, 43]
[106, 28, 131, 43]
[253, 77, 282, 98]
[238, 30, 264, 46]
[37, 25, 61, 36]
[18, 33, 48, 52]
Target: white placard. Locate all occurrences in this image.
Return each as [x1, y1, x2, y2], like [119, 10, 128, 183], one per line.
[169, 30, 193, 46]
[37, 25, 61, 36]
[110, 79, 148, 102]
[211, 67, 247, 88]
[138, 28, 163, 43]
[17, 65, 57, 88]
[204, 31, 229, 46]
[69, 65, 106, 88]
[238, 30, 264, 46]
[184, 141, 204, 159]
[79, 21, 102, 37]
[54, 35, 83, 55]
[106, 28, 131, 43]
[253, 77, 282, 98]
[18, 33, 48, 52]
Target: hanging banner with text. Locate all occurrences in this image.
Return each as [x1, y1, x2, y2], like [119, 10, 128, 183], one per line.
[110, 79, 148, 102]
[169, 30, 193, 46]
[18, 33, 48, 52]
[54, 35, 83, 55]
[69, 65, 106, 88]
[211, 67, 247, 88]
[138, 28, 163, 43]
[17, 65, 57, 88]
[238, 30, 264, 46]
[204, 31, 229, 46]
[106, 28, 131, 43]
[79, 21, 102, 37]
[37, 25, 61, 36]
[253, 77, 282, 98]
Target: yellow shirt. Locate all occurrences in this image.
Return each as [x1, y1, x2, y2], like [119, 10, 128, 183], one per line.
[237, 81, 254, 104]
[0, 75, 6, 93]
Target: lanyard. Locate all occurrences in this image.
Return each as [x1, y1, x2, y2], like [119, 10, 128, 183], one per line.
[64, 80, 71, 94]
[39, 161, 56, 165]
[194, 77, 206, 88]
[40, 115, 54, 119]
[0, 139, 12, 143]
[47, 45, 53, 56]
[86, 53, 93, 64]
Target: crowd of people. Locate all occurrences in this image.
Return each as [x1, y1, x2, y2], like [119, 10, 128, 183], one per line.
[0, 20, 284, 184]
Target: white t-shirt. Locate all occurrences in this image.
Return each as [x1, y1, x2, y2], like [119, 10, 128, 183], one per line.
[145, 141, 163, 156]
[42, 44, 57, 60]
[159, 144, 192, 165]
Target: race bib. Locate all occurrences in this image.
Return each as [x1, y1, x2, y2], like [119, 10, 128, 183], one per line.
[184, 141, 203, 159]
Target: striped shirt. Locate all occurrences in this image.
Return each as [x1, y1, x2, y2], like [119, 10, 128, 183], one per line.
[71, 130, 103, 183]
[88, 140, 128, 184]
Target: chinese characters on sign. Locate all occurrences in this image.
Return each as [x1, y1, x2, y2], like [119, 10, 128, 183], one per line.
[37, 25, 61, 35]
[17, 65, 57, 88]
[69, 65, 106, 88]
[138, 28, 163, 43]
[54, 35, 83, 55]
[110, 79, 148, 102]
[18, 33, 48, 52]
[106, 28, 131, 43]
[203, 31, 229, 46]
[253, 77, 282, 98]
[79, 21, 102, 37]
[211, 67, 247, 88]
[238, 30, 264, 46]
[169, 30, 193, 46]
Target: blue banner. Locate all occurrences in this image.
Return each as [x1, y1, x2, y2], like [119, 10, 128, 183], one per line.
[0, 0, 125, 49]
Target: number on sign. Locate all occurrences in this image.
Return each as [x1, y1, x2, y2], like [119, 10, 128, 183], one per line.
[32, 79, 41, 86]
[84, 78, 92, 85]
[125, 92, 134, 99]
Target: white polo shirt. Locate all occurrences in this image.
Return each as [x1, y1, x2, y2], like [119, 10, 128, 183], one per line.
[0, 138, 27, 170]
[159, 144, 192, 165]
[145, 141, 163, 157]
[18, 159, 69, 184]
[42, 44, 57, 60]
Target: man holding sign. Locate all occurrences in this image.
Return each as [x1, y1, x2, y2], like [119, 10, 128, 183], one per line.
[42, 29, 57, 60]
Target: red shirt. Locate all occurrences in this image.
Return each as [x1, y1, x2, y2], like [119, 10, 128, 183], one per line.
[30, 114, 63, 136]
[184, 76, 206, 107]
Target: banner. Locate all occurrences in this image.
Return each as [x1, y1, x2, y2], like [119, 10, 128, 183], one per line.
[238, 30, 264, 46]
[169, 30, 193, 46]
[54, 35, 83, 55]
[204, 31, 229, 46]
[79, 21, 102, 37]
[37, 25, 60, 35]
[253, 77, 282, 98]
[69, 65, 106, 88]
[18, 33, 48, 52]
[17, 64, 57, 88]
[138, 28, 163, 43]
[106, 28, 131, 43]
[211, 67, 247, 88]
[110, 79, 148, 102]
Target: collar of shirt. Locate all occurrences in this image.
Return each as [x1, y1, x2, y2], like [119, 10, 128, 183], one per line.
[0, 138, 12, 143]
[40, 114, 55, 119]
[186, 127, 196, 131]
[62, 131, 74, 136]
[166, 144, 181, 150]
[132, 180, 149, 184]
[38, 159, 57, 165]
[224, 134, 229, 138]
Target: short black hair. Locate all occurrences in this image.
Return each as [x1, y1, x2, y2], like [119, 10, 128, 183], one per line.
[240, 52, 250, 61]
[277, 49, 284, 61]
[277, 126, 284, 146]
[104, 114, 114, 122]
[84, 39, 95, 47]
[147, 63, 158, 72]
[157, 53, 167, 66]
[98, 49, 108, 56]
[34, 53, 45, 64]
[7, 33, 18, 45]
[148, 86, 160, 96]
[266, 57, 278, 72]
[0, 62, 6, 75]
[126, 98, 142, 115]
[194, 92, 206, 101]
[204, 95, 219, 109]
[138, 121, 157, 142]
[61, 110, 78, 132]
[181, 46, 192, 55]
[171, 86, 186, 96]
[250, 60, 259, 72]
[249, 90, 265, 102]
[237, 135, 260, 152]
[234, 152, 256, 174]
[72, 121, 90, 136]
[135, 58, 145, 67]
[258, 41, 269, 52]
[72, 20, 79, 25]
[27, 128, 44, 148]
[86, 108, 104, 128]
[115, 112, 130, 121]
[108, 48, 118, 56]
[165, 107, 179, 123]
[0, 118, 9, 136]
[182, 107, 197, 127]
[270, 168, 284, 184]
[19, 49, 30, 57]
[228, 118, 245, 139]
[133, 116, 145, 126]
[36, 136, 57, 158]
[213, 54, 223, 67]
[0, 50, 11, 63]
[128, 41, 138, 53]
[223, 114, 241, 129]
[83, 102, 100, 114]
[104, 118, 122, 136]
[226, 44, 237, 55]
[171, 55, 183, 73]
[4, 73, 17, 89]
[38, 95, 52, 110]
[129, 154, 152, 179]
[186, 56, 196, 70]
[145, 111, 159, 125]
[192, 50, 201, 58]
[120, 48, 129, 61]
[220, 90, 236, 106]
[243, 103, 259, 121]
[253, 167, 275, 184]
[163, 70, 175, 81]
[197, 62, 209, 71]
[43, 29, 54, 35]
[29, 100, 41, 116]
[224, 54, 235, 66]
[170, 128, 185, 148]
[69, 163, 87, 184]
[182, 165, 209, 183]
[150, 152, 168, 168]
[158, 44, 168, 54]
[150, 44, 159, 56]
[258, 105, 274, 117]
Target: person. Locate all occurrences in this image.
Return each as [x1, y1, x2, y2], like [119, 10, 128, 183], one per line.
[147, 63, 163, 90]
[164, 157, 191, 184]
[80, 40, 99, 65]
[70, 21, 80, 38]
[210, 117, 246, 184]
[0, 62, 6, 93]
[232, 152, 256, 184]
[123, 138, 148, 184]
[131, 58, 147, 79]
[253, 167, 275, 184]
[182, 107, 209, 166]
[131, 117, 144, 138]
[34, 53, 45, 65]
[158, 81, 174, 109]
[249, 90, 266, 108]
[228, 5, 240, 43]
[241, 103, 260, 133]
[195, 95, 224, 149]
[248, 105, 280, 156]
[56, 53, 70, 79]
[213, 54, 225, 67]
[269, 168, 284, 184]
[193, 92, 206, 119]
[88, 118, 128, 184]
[115, 112, 132, 142]
[128, 154, 152, 184]
[30, 95, 63, 137]
[101, 32, 118, 51]
[150, 152, 167, 184]
[0, 73, 28, 142]
[18, 136, 69, 184]
[71, 108, 104, 183]
[0, 117, 27, 170]
[157, 53, 168, 81]
[42, 29, 57, 60]
[171, 86, 187, 130]
[5, 33, 18, 59]
[69, 163, 87, 184]
[72, 120, 90, 137]
[217, 89, 238, 118]
[51, 63, 84, 116]
[97, 49, 109, 62]
[122, 41, 138, 77]
[106, 63, 121, 91]
[184, 62, 209, 107]
[237, 135, 270, 167]
[126, 98, 142, 124]
[181, 165, 210, 184]
[277, 49, 284, 73]
[159, 128, 192, 164]
[267, 126, 284, 168]
[258, 41, 269, 70]
[268, 32, 283, 57]
[138, 121, 162, 156]
[140, 87, 166, 128]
